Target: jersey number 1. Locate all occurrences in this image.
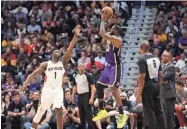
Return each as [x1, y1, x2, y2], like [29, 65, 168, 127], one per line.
[54, 72, 57, 79]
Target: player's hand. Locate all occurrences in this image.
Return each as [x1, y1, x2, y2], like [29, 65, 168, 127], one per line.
[101, 9, 108, 21]
[89, 98, 94, 105]
[75, 25, 81, 36]
[136, 93, 142, 103]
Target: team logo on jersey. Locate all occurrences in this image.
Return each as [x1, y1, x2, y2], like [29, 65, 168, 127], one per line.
[48, 67, 64, 71]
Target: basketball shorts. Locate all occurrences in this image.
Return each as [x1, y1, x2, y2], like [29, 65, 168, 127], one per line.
[41, 87, 64, 109]
[98, 64, 122, 87]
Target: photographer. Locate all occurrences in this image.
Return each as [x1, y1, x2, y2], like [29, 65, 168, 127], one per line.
[63, 88, 80, 129]
[63, 106, 81, 129]
[24, 91, 52, 129]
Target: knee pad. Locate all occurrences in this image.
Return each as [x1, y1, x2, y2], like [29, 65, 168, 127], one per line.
[33, 106, 46, 123]
[96, 83, 106, 99]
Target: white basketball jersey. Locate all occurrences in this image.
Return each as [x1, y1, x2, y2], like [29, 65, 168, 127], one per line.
[146, 57, 160, 79]
[44, 60, 65, 89]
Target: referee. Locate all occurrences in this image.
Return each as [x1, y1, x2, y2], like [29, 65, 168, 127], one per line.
[72, 63, 96, 129]
[136, 41, 165, 129]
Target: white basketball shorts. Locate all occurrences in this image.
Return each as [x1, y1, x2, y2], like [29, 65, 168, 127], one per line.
[40, 88, 64, 109]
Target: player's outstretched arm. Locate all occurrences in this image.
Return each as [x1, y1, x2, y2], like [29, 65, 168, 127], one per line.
[62, 25, 81, 65]
[23, 62, 48, 90]
[99, 21, 122, 48]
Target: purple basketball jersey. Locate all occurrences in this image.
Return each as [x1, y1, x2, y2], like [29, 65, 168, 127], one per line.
[105, 43, 121, 65]
[98, 42, 122, 87]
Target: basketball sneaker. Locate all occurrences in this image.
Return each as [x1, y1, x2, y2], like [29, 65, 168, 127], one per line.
[92, 109, 108, 121]
[116, 114, 128, 128]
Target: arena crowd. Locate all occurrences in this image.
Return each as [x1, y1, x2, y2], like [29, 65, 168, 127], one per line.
[1, 1, 187, 129]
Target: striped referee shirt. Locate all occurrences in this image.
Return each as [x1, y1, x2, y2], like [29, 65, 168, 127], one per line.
[72, 72, 94, 94]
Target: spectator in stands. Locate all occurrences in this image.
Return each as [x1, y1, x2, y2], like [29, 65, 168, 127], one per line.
[78, 51, 90, 65]
[165, 18, 179, 35]
[2, 94, 11, 129]
[65, 63, 75, 78]
[24, 92, 33, 113]
[27, 18, 41, 34]
[63, 89, 80, 128]
[95, 50, 106, 66]
[40, 3, 52, 22]
[157, 28, 167, 43]
[175, 81, 187, 129]
[178, 28, 187, 56]
[1, 73, 18, 97]
[63, 76, 72, 89]
[1, 47, 17, 67]
[6, 92, 26, 129]
[1, 35, 17, 52]
[90, 64, 102, 84]
[2, 21, 16, 40]
[86, 55, 104, 72]
[176, 53, 186, 70]
[153, 48, 160, 58]
[17, 23, 26, 37]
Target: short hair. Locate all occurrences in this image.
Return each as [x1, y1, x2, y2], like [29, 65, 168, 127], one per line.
[51, 48, 59, 55]
[140, 40, 150, 51]
[13, 92, 20, 97]
[65, 88, 71, 94]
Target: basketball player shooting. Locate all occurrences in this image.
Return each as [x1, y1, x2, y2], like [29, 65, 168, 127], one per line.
[92, 7, 128, 128]
[23, 25, 81, 129]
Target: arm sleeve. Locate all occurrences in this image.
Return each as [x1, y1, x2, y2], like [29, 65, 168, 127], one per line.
[85, 73, 94, 85]
[71, 74, 77, 86]
[137, 58, 146, 74]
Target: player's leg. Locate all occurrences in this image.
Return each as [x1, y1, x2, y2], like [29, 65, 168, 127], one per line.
[110, 64, 128, 128]
[53, 89, 64, 129]
[93, 68, 109, 121]
[55, 108, 63, 129]
[31, 89, 53, 129]
[92, 82, 108, 121]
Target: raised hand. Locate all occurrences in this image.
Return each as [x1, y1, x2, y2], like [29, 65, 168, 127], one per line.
[75, 25, 81, 36]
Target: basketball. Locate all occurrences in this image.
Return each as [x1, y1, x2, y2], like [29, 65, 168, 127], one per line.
[102, 6, 113, 20]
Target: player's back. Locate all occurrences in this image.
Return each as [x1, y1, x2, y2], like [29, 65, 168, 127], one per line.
[105, 42, 121, 66]
[44, 60, 65, 89]
[138, 53, 161, 86]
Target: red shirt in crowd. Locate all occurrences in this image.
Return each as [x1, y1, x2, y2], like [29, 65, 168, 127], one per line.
[86, 61, 104, 71]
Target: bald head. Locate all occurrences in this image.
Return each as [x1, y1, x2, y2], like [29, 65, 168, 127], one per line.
[140, 40, 150, 54]
[78, 63, 85, 74]
[162, 50, 172, 64]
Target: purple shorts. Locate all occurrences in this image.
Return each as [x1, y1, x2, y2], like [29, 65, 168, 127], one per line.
[98, 64, 122, 87]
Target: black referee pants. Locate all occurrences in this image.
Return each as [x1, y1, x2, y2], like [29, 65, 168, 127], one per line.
[142, 85, 165, 129]
[78, 93, 95, 129]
